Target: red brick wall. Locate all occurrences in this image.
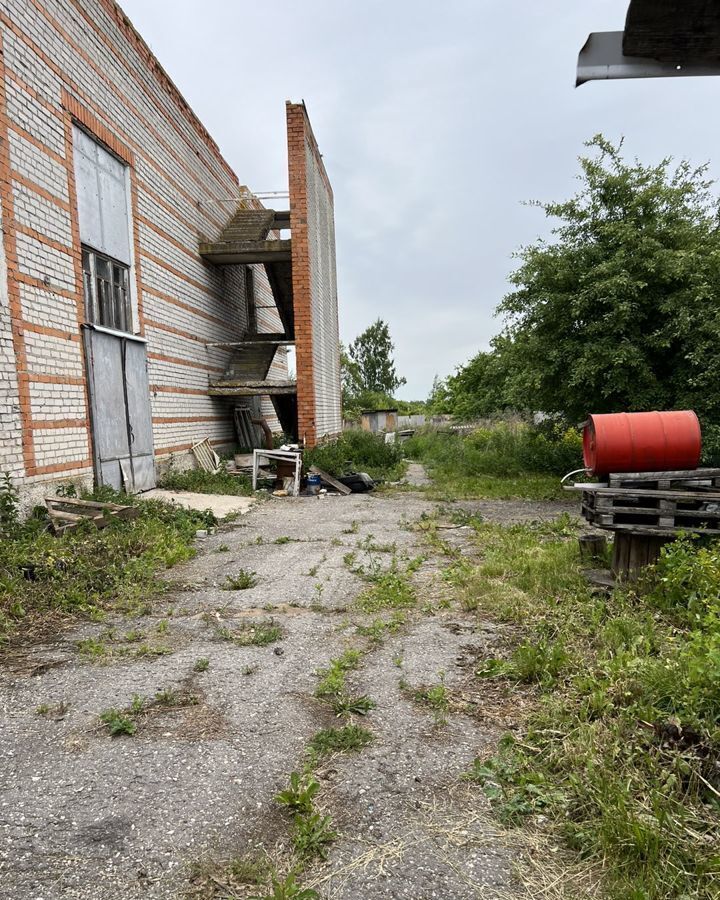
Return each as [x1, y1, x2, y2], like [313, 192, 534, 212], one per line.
[287, 102, 342, 447]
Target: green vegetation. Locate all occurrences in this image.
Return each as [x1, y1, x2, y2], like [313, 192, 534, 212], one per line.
[303, 429, 405, 482]
[410, 677, 450, 726]
[355, 570, 416, 614]
[189, 855, 318, 900]
[355, 611, 406, 644]
[76, 629, 173, 663]
[330, 694, 375, 717]
[193, 657, 210, 673]
[216, 619, 282, 647]
[291, 812, 337, 860]
[428, 138, 720, 458]
[255, 873, 320, 899]
[222, 568, 258, 590]
[308, 724, 374, 760]
[405, 422, 582, 500]
[314, 649, 363, 698]
[99, 708, 136, 736]
[447, 513, 720, 899]
[275, 772, 320, 816]
[158, 466, 252, 496]
[0, 488, 213, 643]
[99, 688, 198, 738]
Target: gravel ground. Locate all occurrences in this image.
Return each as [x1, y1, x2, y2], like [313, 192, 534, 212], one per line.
[0, 466, 542, 899]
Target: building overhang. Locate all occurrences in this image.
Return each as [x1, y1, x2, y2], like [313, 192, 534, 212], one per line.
[208, 379, 298, 397]
[199, 239, 292, 265]
[577, 1, 720, 85]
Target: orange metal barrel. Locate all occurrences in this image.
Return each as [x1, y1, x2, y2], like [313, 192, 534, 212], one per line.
[583, 411, 701, 475]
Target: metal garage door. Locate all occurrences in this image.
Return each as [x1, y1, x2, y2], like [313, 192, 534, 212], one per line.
[83, 325, 156, 492]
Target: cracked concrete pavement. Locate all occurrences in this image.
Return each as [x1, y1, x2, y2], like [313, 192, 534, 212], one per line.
[0, 466, 573, 899]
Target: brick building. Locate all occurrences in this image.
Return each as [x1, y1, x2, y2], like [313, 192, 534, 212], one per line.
[0, 0, 342, 507]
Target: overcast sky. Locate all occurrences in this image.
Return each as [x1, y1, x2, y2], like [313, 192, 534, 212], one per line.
[120, 0, 720, 399]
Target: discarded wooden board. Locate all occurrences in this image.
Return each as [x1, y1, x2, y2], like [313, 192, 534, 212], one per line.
[191, 438, 221, 474]
[309, 465, 352, 495]
[45, 497, 139, 534]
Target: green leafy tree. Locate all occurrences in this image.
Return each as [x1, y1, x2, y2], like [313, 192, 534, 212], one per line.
[347, 320, 406, 397]
[441, 348, 515, 421]
[493, 135, 720, 428]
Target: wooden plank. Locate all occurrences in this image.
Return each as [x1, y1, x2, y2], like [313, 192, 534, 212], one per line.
[45, 497, 125, 511]
[47, 510, 92, 523]
[608, 468, 720, 484]
[568, 486, 720, 501]
[605, 523, 720, 535]
[590, 505, 720, 519]
[309, 465, 352, 495]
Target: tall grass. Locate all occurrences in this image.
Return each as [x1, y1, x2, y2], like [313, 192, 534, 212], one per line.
[405, 422, 582, 500]
[304, 429, 406, 482]
[453, 520, 720, 899]
[0, 489, 213, 642]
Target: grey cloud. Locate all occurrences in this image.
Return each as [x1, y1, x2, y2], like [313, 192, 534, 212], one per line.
[121, 0, 720, 398]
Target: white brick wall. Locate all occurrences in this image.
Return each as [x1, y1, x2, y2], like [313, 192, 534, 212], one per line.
[33, 426, 89, 467]
[306, 144, 342, 439]
[25, 332, 83, 378]
[29, 381, 86, 421]
[0, 227, 24, 479]
[12, 181, 73, 246]
[19, 283, 79, 332]
[0, 0, 293, 494]
[15, 231, 75, 292]
[6, 81, 67, 158]
[8, 130, 69, 202]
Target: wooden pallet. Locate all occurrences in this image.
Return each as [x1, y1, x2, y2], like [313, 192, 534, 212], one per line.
[607, 468, 720, 490]
[568, 468, 720, 534]
[45, 497, 139, 534]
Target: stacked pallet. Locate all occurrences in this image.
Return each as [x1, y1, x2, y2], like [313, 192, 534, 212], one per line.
[574, 468, 720, 535]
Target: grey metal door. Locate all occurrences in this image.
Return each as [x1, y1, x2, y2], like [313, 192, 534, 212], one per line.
[83, 326, 156, 492]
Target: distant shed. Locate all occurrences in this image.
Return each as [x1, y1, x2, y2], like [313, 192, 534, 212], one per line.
[361, 409, 398, 434]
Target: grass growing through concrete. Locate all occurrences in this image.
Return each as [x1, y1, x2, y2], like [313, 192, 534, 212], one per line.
[443, 513, 720, 899]
[158, 467, 253, 496]
[99, 687, 199, 737]
[308, 724, 374, 760]
[355, 570, 416, 614]
[408, 677, 450, 726]
[0, 486, 214, 643]
[216, 619, 282, 647]
[222, 568, 258, 590]
[314, 649, 363, 698]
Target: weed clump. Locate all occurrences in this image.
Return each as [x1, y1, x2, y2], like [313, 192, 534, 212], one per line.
[222, 569, 258, 590]
[314, 649, 363, 698]
[308, 724, 373, 759]
[303, 429, 405, 482]
[356, 571, 416, 613]
[275, 772, 319, 815]
[0, 488, 214, 643]
[99, 708, 136, 736]
[216, 619, 282, 647]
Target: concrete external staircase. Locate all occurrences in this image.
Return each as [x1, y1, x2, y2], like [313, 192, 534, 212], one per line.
[199, 207, 298, 436]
